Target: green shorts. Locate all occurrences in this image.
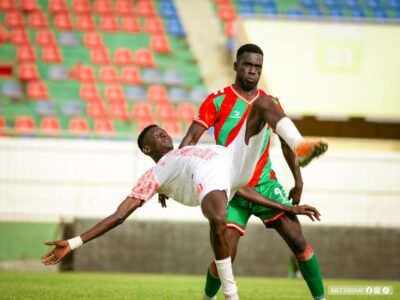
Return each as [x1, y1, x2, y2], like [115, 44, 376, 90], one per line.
[226, 180, 292, 235]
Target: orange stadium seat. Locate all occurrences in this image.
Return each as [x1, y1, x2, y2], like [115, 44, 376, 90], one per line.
[0, 117, 7, 136]
[20, 0, 39, 12]
[218, 5, 237, 22]
[68, 117, 89, 136]
[49, 0, 68, 14]
[40, 116, 61, 136]
[150, 34, 171, 54]
[18, 63, 40, 82]
[70, 64, 95, 82]
[224, 21, 236, 38]
[27, 80, 49, 99]
[54, 13, 74, 30]
[161, 120, 181, 137]
[5, 10, 25, 28]
[120, 16, 141, 33]
[76, 14, 96, 31]
[42, 45, 63, 63]
[28, 11, 48, 29]
[155, 103, 176, 121]
[10, 28, 30, 45]
[93, 0, 113, 15]
[15, 116, 36, 135]
[176, 102, 197, 123]
[137, 1, 157, 17]
[91, 47, 110, 65]
[144, 17, 165, 34]
[83, 31, 103, 48]
[36, 29, 56, 47]
[17, 44, 36, 62]
[109, 102, 129, 120]
[72, 0, 91, 14]
[105, 84, 125, 103]
[132, 102, 153, 122]
[100, 15, 119, 32]
[99, 66, 119, 84]
[114, 0, 134, 15]
[120, 66, 142, 85]
[87, 101, 107, 119]
[134, 48, 155, 68]
[114, 48, 134, 65]
[147, 85, 169, 104]
[0, 0, 16, 11]
[80, 83, 101, 101]
[94, 119, 114, 137]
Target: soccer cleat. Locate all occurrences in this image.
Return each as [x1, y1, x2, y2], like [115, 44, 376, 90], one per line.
[295, 140, 328, 167]
[203, 295, 217, 300]
[225, 294, 239, 300]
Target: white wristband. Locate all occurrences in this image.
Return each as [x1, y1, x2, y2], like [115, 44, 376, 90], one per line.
[67, 236, 83, 250]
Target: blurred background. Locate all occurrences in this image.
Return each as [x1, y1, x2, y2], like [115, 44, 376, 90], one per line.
[0, 0, 399, 280]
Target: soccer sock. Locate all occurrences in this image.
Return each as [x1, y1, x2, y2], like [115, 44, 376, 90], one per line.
[275, 117, 305, 151]
[204, 265, 221, 298]
[296, 246, 325, 300]
[215, 257, 238, 297]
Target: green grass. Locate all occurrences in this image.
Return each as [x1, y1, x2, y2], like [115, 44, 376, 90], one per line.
[0, 272, 399, 300]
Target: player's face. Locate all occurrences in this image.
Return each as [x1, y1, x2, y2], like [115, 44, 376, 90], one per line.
[145, 127, 173, 153]
[235, 52, 263, 91]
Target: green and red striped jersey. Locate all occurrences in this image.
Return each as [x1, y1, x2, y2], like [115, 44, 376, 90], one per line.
[193, 85, 283, 186]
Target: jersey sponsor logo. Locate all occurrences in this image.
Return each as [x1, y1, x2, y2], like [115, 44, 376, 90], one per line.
[230, 110, 241, 119]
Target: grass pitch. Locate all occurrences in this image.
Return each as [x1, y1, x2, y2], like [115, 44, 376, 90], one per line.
[0, 271, 399, 300]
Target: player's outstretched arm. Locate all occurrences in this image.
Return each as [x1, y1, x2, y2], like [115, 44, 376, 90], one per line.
[179, 122, 206, 149]
[42, 196, 143, 265]
[236, 187, 320, 221]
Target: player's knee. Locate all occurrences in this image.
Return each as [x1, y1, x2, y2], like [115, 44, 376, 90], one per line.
[208, 214, 227, 235]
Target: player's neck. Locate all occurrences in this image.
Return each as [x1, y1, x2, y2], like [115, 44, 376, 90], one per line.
[151, 148, 173, 163]
[232, 83, 258, 100]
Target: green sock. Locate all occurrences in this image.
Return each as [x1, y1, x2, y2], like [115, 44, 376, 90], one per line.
[298, 254, 324, 299]
[204, 267, 221, 298]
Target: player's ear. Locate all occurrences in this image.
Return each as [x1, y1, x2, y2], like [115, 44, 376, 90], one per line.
[142, 145, 151, 155]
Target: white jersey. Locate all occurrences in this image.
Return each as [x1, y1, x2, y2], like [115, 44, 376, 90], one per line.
[128, 121, 266, 207]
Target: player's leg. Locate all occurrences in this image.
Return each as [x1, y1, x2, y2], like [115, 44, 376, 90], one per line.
[201, 190, 239, 300]
[270, 214, 325, 300]
[247, 95, 328, 167]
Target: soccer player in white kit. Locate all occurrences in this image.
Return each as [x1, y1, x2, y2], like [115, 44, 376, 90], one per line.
[42, 94, 326, 300]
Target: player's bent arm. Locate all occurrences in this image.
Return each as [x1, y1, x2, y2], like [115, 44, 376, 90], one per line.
[179, 122, 207, 149]
[236, 186, 292, 212]
[280, 137, 303, 188]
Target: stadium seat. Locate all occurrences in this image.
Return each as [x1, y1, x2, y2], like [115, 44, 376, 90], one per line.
[15, 115, 36, 136]
[349, 7, 365, 18]
[48, 65, 68, 80]
[120, 16, 141, 33]
[40, 116, 61, 136]
[263, 5, 278, 15]
[93, 0, 113, 15]
[286, 8, 304, 16]
[72, 0, 91, 14]
[35, 101, 56, 116]
[163, 69, 184, 87]
[168, 87, 188, 103]
[142, 68, 163, 85]
[91, 47, 110, 65]
[27, 80, 49, 99]
[109, 102, 129, 120]
[17, 44, 37, 62]
[53, 13, 74, 31]
[28, 11, 48, 29]
[99, 66, 119, 84]
[94, 119, 114, 137]
[105, 84, 125, 103]
[147, 85, 169, 104]
[155, 103, 175, 121]
[68, 117, 89, 136]
[218, 5, 237, 21]
[134, 49, 156, 68]
[0, 0, 16, 11]
[160, 1, 178, 17]
[341, 0, 360, 9]
[322, 0, 341, 8]
[114, 48, 134, 65]
[372, 8, 388, 19]
[100, 15, 119, 32]
[328, 7, 344, 17]
[120, 66, 142, 85]
[5, 10, 25, 28]
[386, 0, 400, 10]
[49, 0, 68, 14]
[144, 17, 165, 34]
[80, 83, 101, 101]
[176, 102, 197, 123]
[18, 63, 40, 82]
[238, 3, 257, 14]
[42, 45, 63, 63]
[150, 35, 171, 54]
[36, 29, 56, 47]
[61, 100, 84, 117]
[132, 102, 154, 122]
[1, 80, 24, 99]
[87, 101, 107, 119]
[307, 7, 324, 16]
[224, 21, 236, 38]
[58, 31, 80, 47]
[114, 0, 135, 15]
[0, 117, 7, 136]
[11, 28, 30, 45]
[166, 19, 186, 37]
[161, 120, 181, 137]
[125, 86, 147, 102]
[189, 86, 208, 104]
[137, 1, 157, 17]
[300, 0, 319, 9]
[76, 14, 96, 31]
[84, 31, 103, 48]
[71, 64, 96, 82]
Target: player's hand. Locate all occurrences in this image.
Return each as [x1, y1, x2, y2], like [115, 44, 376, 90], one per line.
[288, 185, 303, 206]
[41, 240, 71, 265]
[158, 194, 168, 208]
[288, 205, 321, 221]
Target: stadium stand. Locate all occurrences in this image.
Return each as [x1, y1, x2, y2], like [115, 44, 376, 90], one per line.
[0, 0, 205, 139]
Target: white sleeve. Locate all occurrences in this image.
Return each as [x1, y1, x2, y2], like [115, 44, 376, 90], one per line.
[128, 168, 159, 203]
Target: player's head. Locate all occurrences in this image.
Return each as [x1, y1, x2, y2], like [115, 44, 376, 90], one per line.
[234, 44, 263, 91]
[138, 124, 173, 158]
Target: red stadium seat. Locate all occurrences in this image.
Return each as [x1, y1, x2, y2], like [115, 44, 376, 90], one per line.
[72, 0, 91, 14]
[15, 116, 36, 135]
[0, 0, 16, 11]
[36, 29, 56, 47]
[120, 66, 142, 85]
[94, 119, 114, 137]
[132, 102, 154, 122]
[161, 120, 181, 137]
[134, 48, 155, 68]
[100, 15, 119, 32]
[27, 80, 49, 99]
[91, 47, 110, 65]
[150, 35, 171, 54]
[18, 63, 40, 82]
[87, 101, 107, 119]
[68, 117, 89, 136]
[10, 28, 30, 45]
[20, 0, 39, 12]
[0, 117, 7, 136]
[147, 85, 169, 104]
[83, 31, 103, 48]
[49, 0, 68, 14]
[42, 45, 63, 63]
[93, 0, 113, 15]
[54, 13, 74, 30]
[120, 16, 141, 33]
[137, 1, 157, 17]
[17, 44, 36, 62]
[80, 83, 101, 102]
[105, 84, 125, 103]
[40, 116, 61, 136]
[109, 102, 129, 120]
[5, 10, 25, 28]
[155, 103, 176, 121]
[114, 48, 134, 65]
[28, 11, 48, 29]
[224, 21, 236, 38]
[99, 66, 119, 84]
[176, 102, 197, 123]
[114, 0, 134, 15]
[144, 17, 165, 34]
[76, 14, 96, 31]
[70, 64, 95, 82]
[218, 5, 237, 22]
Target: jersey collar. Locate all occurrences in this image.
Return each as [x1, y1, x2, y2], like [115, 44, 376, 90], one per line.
[230, 84, 260, 104]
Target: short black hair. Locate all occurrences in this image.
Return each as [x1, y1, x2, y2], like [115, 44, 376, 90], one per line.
[137, 124, 158, 152]
[236, 44, 263, 59]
